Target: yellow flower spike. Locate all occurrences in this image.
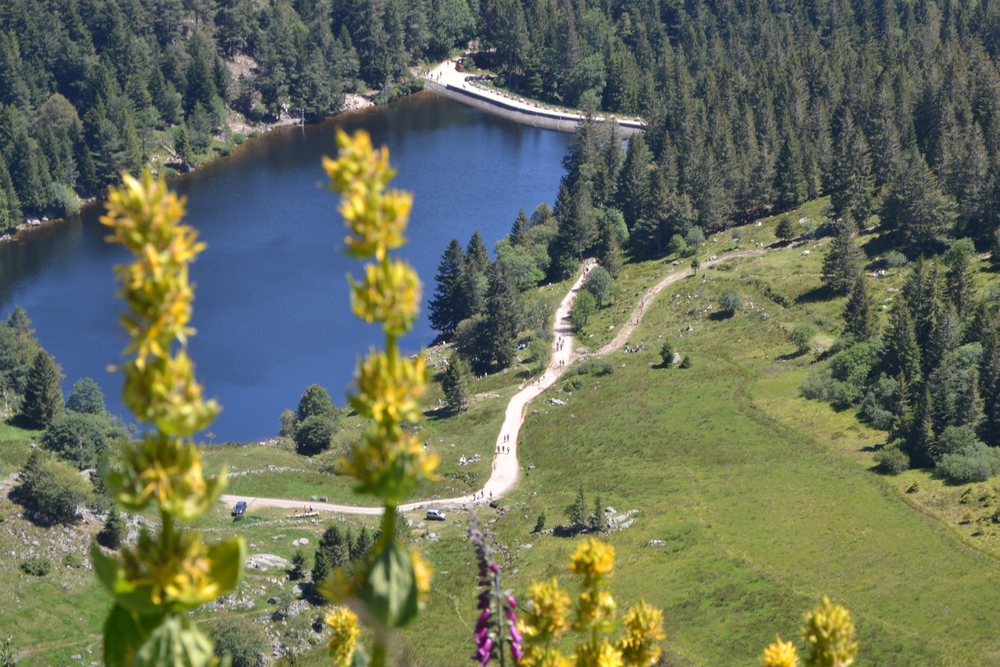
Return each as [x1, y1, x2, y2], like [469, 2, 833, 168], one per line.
[616, 600, 665, 667]
[105, 433, 225, 520]
[349, 259, 422, 336]
[520, 645, 572, 667]
[569, 537, 615, 586]
[573, 638, 623, 667]
[520, 578, 572, 643]
[323, 130, 410, 260]
[338, 430, 439, 503]
[325, 606, 361, 667]
[348, 348, 426, 425]
[93, 526, 244, 613]
[574, 589, 616, 632]
[801, 597, 857, 667]
[761, 636, 800, 667]
[410, 549, 432, 606]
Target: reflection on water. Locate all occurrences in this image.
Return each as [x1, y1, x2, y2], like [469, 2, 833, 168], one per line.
[0, 92, 571, 441]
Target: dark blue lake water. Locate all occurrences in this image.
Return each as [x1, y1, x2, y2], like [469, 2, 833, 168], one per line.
[0, 92, 571, 441]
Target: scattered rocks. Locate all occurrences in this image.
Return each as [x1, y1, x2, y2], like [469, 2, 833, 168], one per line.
[648, 539, 666, 547]
[291, 538, 310, 547]
[548, 398, 566, 406]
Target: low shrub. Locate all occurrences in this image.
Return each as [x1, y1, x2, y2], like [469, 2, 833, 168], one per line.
[791, 324, 816, 354]
[938, 442, 1000, 483]
[62, 552, 84, 569]
[679, 355, 692, 368]
[874, 444, 909, 475]
[208, 612, 270, 667]
[885, 250, 908, 268]
[565, 359, 613, 378]
[718, 289, 742, 314]
[20, 557, 51, 576]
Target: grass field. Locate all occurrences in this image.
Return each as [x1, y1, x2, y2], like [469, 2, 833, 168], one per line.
[10, 202, 1000, 666]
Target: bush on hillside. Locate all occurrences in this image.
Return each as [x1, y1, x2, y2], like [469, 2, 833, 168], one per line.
[859, 377, 899, 430]
[791, 324, 816, 354]
[208, 613, 270, 667]
[885, 250, 908, 268]
[20, 557, 51, 576]
[569, 291, 597, 333]
[294, 415, 337, 455]
[582, 266, 613, 306]
[564, 359, 613, 378]
[13, 451, 92, 524]
[874, 443, 910, 475]
[937, 442, 1000, 483]
[718, 289, 742, 315]
[685, 227, 705, 245]
[667, 234, 686, 256]
[62, 552, 84, 568]
[41, 413, 109, 470]
[935, 425, 983, 460]
[679, 355, 692, 368]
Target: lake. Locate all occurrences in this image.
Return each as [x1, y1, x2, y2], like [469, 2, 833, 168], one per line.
[0, 92, 572, 441]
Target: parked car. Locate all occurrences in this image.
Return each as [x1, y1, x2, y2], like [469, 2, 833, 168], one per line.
[232, 501, 247, 516]
[426, 509, 446, 521]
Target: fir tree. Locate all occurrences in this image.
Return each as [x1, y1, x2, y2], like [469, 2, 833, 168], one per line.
[174, 125, 193, 164]
[590, 494, 608, 533]
[774, 215, 796, 241]
[289, 549, 307, 580]
[821, 217, 865, 295]
[944, 238, 976, 315]
[509, 208, 531, 246]
[830, 124, 876, 225]
[482, 263, 522, 370]
[842, 276, 878, 341]
[616, 133, 652, 229]
[312, 547, 331, 583]
[881, 298, 922, 384]
[20, 350, 64, 430]
[428, 239, 465, 334]
[97, 505, 127, 549]
[774, 128, 807, 210]
[351, 526, 373, 561]
[442, 354, 470, 412]
[963, 300, 992, 346]
[909, 387, 936, 467]
[566, 485, 587, 532]
[958, 367, 985, 434]
[599, 223, 623, 278]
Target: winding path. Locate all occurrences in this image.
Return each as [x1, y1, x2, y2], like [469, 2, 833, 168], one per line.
[220, 249, 763, 516]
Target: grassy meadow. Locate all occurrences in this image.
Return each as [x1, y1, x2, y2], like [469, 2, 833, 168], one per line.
[10, 201, 1000, 666]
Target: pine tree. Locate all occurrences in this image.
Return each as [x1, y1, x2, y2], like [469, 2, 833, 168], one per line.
[830, 124, 876, 225]
[890, 371, 913, 443]
[909, 387, 936, 468]
[842, 276, 878, 341]
[774, 215, 796, 241]
[97, 505, 127, 549]
[617, 133, 652, 229]
[20, 350, 64, 429]
[428, 239, 465, 334]
[351, 526, 373, 561]
[979, 330, 1000, 447]
[312, 547, 331, 583]
[880, 151, 957, 254]
[821, 217, 865, 295]
[174, 125, 193, 164]
[566, 485, 587, 532]
[944, 238, 976, 314]
[591, 495, 607, 533]
[510, 208, 531, 246]
[482, 263, 522, 370]
[774, 127, 807, 211]
[958, 367, 986, 433]
[290, 549, 307, 579]
[963, 300, 992, 346]
[442, 354, 470, 412]
[465, 231, 490, 275]
[599, 223, 623, 278]
[881, 298, 922, 384]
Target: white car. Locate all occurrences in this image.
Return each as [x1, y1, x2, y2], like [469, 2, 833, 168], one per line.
[426, 509, 446, 521]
